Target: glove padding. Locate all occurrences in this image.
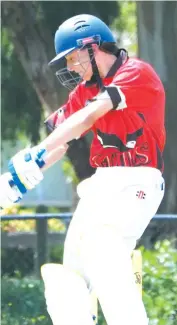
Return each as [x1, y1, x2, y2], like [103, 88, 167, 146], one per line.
[0, 172, 23, 209]
[8, 147, 45, 194]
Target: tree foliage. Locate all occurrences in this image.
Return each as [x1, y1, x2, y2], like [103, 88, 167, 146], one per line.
[1, 28, 42, 144]
[111, 1, 137, 55]
[142, 240, 177, 324]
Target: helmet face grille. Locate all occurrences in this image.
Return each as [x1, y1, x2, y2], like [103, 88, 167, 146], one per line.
[56, 68, 82, 91]
[55, 44, 101, 91]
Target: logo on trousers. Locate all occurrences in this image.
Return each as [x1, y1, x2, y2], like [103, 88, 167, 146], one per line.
[134, 272, 142, 284]
[136, 191, 146, 199]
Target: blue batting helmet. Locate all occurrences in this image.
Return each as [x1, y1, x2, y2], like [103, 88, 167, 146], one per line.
[49, 14, 116, 65]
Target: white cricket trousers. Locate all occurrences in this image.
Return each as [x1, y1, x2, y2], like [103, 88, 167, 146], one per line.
[46, 167, 165, 325]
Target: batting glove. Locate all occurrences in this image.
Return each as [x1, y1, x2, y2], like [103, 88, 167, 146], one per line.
[0, 172, 23, 209]
[8, 147, 46, 194]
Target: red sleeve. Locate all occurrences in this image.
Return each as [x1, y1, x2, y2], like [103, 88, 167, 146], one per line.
[44, 83, 93, 137]
[111, 58, 164, 113]
[44, 85, 84, 132]
[112, 62, 141, 87]
[110, 62, 142, 111]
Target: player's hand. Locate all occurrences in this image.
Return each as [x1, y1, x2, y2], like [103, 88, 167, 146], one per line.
[8, 147, 46, 194]
[0, 172, 23, 209]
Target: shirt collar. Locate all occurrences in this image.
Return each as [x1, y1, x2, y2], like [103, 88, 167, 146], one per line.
[85, 49, 128, 88]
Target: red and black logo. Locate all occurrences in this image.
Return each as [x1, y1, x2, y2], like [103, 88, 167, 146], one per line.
[136, 191, 146, 199]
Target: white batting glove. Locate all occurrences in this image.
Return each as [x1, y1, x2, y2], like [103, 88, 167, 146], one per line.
[0, 172, 23, 209]
[8, 147, 46, 194]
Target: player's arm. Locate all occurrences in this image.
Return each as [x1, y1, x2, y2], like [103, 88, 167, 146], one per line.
[3, 86, 122, 207]
[40, 86, 123, 153]
[30, 96, 113, 173]
[38, 106, 70, 171]
[41, 144, 68, 171]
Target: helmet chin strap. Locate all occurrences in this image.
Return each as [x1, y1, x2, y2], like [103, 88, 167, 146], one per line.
[87, 45, 105, 93]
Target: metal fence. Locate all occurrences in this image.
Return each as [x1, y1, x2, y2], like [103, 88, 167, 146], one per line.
[1, 213, 177, 278]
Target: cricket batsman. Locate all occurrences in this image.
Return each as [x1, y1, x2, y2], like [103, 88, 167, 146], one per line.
[0, 14, 165, 325]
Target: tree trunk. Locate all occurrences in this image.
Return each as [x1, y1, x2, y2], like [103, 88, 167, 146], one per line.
[137, 1, 177, 213]
[2, 1, 60, 114]
[2, 1, 94, 181]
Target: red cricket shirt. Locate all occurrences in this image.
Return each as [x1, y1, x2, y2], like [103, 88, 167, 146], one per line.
[45, 56, 166, 172]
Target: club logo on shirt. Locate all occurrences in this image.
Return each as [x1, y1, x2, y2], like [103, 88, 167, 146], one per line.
[91, 128, 151, 168]
[126, 140, 136, 149]
[96, 128, 143, 152]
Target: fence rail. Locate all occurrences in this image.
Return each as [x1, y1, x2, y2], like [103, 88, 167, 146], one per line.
[1, 213, 177, 221]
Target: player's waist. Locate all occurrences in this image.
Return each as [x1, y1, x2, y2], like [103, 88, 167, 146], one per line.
[95, 166, 162, 186]
[77, 166, 164, 199]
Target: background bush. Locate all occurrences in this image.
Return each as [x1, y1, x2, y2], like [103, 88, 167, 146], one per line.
[142, 240, 177, 325]
[1, 277, 52, 325]
[1, 240, 177, 325]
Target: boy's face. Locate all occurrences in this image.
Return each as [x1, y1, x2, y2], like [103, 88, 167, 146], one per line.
[65, 48, 93, 81]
